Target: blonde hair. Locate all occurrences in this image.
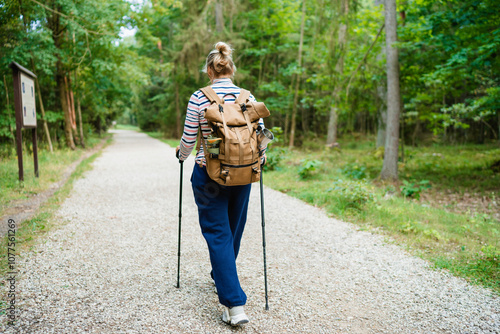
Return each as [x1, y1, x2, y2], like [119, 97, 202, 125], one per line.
[202, 42, 236, 77]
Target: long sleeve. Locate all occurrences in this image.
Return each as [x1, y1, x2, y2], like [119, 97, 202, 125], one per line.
[178, 92, 200, 161]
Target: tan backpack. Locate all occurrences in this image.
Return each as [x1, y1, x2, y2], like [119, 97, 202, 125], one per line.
[197, 86, 270, 186]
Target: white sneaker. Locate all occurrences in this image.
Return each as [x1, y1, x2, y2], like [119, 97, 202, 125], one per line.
[221, 306, 249, 326]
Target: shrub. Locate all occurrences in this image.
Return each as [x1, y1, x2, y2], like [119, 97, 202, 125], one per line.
[340, 163, 368, 180]
[400, 180, 431, 200]
[298, 159, 323, 179]
[264, 147, 287, 171]
[327, 179, 375, 210]
[372, 146, 384, 159]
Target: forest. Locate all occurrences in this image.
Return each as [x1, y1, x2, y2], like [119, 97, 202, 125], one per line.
[1, 0, 499, 155]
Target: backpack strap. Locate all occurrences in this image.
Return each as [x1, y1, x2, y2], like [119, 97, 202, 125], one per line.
[200, 86, 223, 104]
[195, 127, 202, 152]
[236, 89, 251, 104]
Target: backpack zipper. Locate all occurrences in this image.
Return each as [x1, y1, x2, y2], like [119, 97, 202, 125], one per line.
[221, 161, 258, 168]
[215, 122, 258, 129]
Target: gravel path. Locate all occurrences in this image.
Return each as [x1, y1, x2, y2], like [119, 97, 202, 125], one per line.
[2, 129, 498, 333]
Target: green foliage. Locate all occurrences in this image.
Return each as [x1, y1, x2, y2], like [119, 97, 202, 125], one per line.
[340, 163, 368, 180]
[1, 0, 498, 149]
[399, 0, 500, 143]
[327, 179, 375, 210]
[0, 0, 132, 147]
[400, 180, 431, 200]
[298, 159, 323, 179]
[397, 221, 444, 241]
[269, 126, 284, 146]
[262, 127, 286, 171]
[372, 146, 385, 159]
[264, 147, 287, 171]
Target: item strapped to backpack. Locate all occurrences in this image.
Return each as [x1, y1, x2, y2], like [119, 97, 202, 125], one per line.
[198, 86, 271, 186]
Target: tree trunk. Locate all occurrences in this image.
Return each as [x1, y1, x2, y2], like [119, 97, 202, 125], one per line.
[326, 0, 349, 146]
[76, 96, 85, 148]
[4, 75, 16, 147]
[380, 0, 401, 180]
[58, 69, 75, 150]
[289, 0, 307, 148]
[66, 75, 80, 146]
[74, 69, 85, 148]
[326, 90, 340, 144]
[376, 84, 387, 148]
[284, 112, 290, 146]
[49, 3, 74, 150]
[34, 72, 53, 152]
[215, 0, 224, 33]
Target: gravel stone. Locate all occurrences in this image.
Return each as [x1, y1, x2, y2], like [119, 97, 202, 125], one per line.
[1, 129, 498, 333]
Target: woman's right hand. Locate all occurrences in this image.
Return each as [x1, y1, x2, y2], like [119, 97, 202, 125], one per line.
[176, 146, 181, 160]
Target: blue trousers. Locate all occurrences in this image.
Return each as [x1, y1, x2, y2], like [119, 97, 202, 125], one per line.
[191, 164, 251, 307]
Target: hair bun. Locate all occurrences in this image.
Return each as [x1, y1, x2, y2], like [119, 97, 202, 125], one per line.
[202, 41, 236, 76]
[215, 42, 232, 57]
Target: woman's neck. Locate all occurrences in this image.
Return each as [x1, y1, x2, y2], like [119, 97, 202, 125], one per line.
[211, 76, 232, 83]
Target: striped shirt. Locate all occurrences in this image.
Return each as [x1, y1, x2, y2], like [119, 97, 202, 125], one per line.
[179, 78, 265, 166]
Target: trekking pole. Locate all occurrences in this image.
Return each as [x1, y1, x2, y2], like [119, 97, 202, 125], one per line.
[176, 160, 184, 289]
[260, 170, 269, 310]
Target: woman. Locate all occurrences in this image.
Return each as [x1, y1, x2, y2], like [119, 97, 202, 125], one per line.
[176, 42, 265, 326]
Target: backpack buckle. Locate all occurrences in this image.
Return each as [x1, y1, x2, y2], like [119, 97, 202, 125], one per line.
[219, 104, 224, 113]
[240, 103, 247, 112]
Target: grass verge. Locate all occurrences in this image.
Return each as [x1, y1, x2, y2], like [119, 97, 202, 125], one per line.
[0, 135, 106, 217]
[145, 131, 180, 148]
[114, 124, 140, 131]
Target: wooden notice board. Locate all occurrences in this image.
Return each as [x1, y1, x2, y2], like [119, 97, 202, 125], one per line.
[20, 73, 37, 128]
[9, 61, 39, 181]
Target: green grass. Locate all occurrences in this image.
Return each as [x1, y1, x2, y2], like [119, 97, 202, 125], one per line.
[0, 149, 80, 216]
[145, 131, 180, 148]
[264, 140, 499, 292]
[114, 124, 140, 131]
[0, 135, 106, 217]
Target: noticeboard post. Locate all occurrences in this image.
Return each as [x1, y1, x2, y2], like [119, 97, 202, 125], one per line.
[10, 61, 39, 181]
